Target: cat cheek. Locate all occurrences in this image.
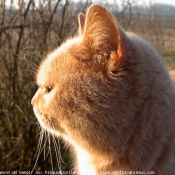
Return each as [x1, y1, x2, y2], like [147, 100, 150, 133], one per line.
[39, 92, 57, 114]
[42, 91, 55, 106]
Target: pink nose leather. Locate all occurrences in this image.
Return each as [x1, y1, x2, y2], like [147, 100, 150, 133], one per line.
[31, 95, 36, 106]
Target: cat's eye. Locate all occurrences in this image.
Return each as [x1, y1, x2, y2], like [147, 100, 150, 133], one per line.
[46, 86, 52, 93]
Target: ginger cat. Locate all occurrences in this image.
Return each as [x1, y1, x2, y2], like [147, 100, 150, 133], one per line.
[31, 4, 175, 175]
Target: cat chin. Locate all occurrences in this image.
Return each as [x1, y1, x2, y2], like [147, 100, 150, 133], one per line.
[33, 107, 61, 136]
[33, 107, 44, 125]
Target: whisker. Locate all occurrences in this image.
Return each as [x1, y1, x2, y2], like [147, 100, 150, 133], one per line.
[52, 135, 62, 171]
[22, 41, 47, 57]
[34, 129, 44, 159]
[10, 69, 37, 78]
[28, 52, 44, 62]
[34, 129, 50, 161]
[22, 81, 37, 96]
[50, 122, 66, 166]
[15, 57, 39, 69]
[48, 132, 54, 173]
[32, 129, 44, 173]
[20, 51, 44, 63]
[19, 69, 37, 74]
[58, 143, 67, 165]
[43, 131, 50, 161]
[52, 122, 65, 169]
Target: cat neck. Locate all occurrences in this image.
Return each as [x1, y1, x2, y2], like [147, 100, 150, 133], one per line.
[74, 145, 96, 175]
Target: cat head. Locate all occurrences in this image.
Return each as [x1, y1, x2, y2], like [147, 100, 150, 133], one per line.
[32, 4, 126, 133]
[31, 4, 162, 156]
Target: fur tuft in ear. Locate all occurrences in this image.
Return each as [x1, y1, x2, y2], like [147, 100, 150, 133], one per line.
[111, 44, 124, 66]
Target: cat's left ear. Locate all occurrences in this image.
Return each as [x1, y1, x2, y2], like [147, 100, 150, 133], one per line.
[78, 13, 86, 34]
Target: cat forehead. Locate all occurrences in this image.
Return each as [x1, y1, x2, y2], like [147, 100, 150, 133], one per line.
[37, 36, 82, 86]
[48, 36, 82, 60]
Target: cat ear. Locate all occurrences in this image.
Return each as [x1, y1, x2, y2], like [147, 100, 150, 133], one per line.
[78, 13, 86, 34]
[81, 4, 125, 64]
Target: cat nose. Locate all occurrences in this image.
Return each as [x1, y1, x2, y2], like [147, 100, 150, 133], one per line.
[31, 89, 41, 106]
[31, 92, 38, 106]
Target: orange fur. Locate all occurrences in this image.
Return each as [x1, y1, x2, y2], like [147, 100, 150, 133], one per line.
[111, 44, 123, 66]
[32, 4, 175, 175]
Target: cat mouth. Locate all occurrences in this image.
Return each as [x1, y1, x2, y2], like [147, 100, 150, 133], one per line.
[33, 107, 65, 136]
[33, 107, 47, 127]
[33, 107, 50, 128]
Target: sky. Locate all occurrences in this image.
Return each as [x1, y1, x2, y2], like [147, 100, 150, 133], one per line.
[5, 0, 175, 8]
[138, 0, 175, 5]
[151, 0, 175, 5]
[99, 0, 175, 6]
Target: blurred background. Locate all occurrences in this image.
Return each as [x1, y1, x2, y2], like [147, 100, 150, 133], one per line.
[0, 0, 175, 172]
